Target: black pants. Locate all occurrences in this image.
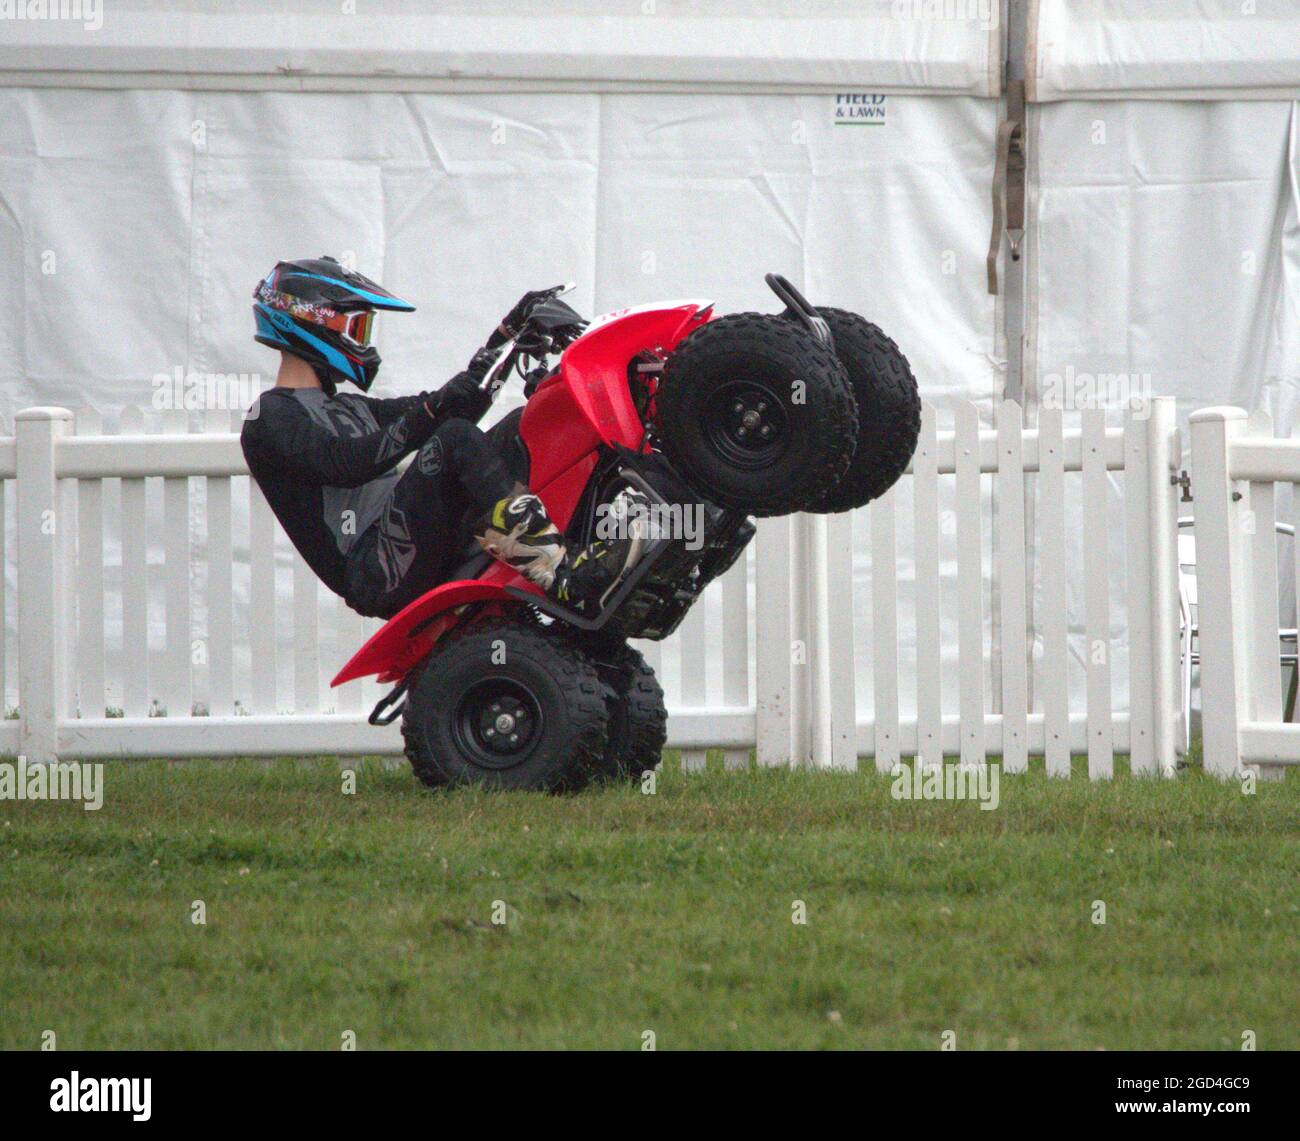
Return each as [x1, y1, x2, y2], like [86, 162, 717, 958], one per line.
[343, 416, 519, 618]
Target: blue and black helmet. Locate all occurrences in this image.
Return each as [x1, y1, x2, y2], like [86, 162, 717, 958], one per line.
[252, 256, 415, 393]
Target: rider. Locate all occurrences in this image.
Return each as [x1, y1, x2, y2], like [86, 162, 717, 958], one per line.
[241, 256, 644, 619]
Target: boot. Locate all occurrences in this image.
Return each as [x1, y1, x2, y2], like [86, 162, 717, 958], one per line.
[475, 484, 650, 612]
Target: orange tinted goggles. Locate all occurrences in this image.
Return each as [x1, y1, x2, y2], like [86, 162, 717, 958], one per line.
[324, 308, 375, 346]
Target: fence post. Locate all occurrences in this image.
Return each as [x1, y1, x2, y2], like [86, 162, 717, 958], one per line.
[1146, 397, 1181, 776]
[16, 407, 73, 765]
[1189, 407, 1249, 778]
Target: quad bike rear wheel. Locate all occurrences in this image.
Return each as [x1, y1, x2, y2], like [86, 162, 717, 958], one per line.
[592, 644, 667, 782]
[654, 313, 858, 516]
[786, 307, 921, 513]
[402, 618, 608, 792]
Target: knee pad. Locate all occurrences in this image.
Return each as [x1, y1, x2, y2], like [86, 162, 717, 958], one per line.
[428, 417, 481, 466]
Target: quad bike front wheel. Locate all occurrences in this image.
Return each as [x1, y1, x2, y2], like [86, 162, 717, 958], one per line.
[784, 307, 921, 513]
[591, 644, 668, 782]
[402, 618, 608, 792]
[654, 313, 858, 516]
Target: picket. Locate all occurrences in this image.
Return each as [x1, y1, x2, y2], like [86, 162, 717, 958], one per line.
[678, 582, 709, 772]
[293, 553, 319, 715]
[334, 586, 365, 715]
[807, 514, 830, 768]
[954, 401, 985, 768]
[754, 515, 793, 767]
[912, 403, 942, 769]
[787, 515, 810, 766]
[1123, 408, 1154, 773]
[996, 401, 1028, 773]
[720, 552, 750, 770]
[1081, 409, 1113, 778]
[248, 479, 278, 715]
[6, 400, 1185, 778]
[60, 441, 78, 719]
[1037, 407, 1070, 777]
[119, 407, 150, 719]
[824, 511, 858, 770]
[162, 409, 192, 720]
[76, 408, 105, 718]
[204, 410, 236, 717]
[870, 490, 899, 773]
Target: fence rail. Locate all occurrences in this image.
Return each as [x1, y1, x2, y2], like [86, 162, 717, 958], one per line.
[3, 399, 1185, 778]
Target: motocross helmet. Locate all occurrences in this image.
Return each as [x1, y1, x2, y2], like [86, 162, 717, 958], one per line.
[252, 256, 415, 393]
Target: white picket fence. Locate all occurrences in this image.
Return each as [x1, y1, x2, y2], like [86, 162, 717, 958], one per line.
[756, 398, 1184, 778]
[1, 398, 1185, 777]
[1189, 407, 1300, 779]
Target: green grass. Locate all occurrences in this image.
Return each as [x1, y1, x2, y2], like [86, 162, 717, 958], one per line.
[0, 756, 1296, 1050]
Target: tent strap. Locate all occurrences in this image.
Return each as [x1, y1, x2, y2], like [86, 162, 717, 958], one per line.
[988, 80, 1026, 295]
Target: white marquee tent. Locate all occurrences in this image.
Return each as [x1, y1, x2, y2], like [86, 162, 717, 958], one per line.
[0, 0, 1297, 730]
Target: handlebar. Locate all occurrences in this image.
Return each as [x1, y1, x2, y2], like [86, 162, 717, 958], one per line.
[477, 282, 582, 400]
[480, 339, 522, 399]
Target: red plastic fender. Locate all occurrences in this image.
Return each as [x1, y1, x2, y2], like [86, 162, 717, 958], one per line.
[330, 561, 542, 687]
[522, 301, 712, 489]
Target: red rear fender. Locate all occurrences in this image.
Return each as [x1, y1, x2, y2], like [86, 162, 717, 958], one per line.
[330, 563, 541, 686]
[522, 300, 712, 488]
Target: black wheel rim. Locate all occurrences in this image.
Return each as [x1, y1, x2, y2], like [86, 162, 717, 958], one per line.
[702, 380, 791, 471]
[450, 678, 543, 771]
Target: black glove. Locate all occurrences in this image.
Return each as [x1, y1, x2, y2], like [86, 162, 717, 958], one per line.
[485, 288, 555, 349]
[430, 370, 491, 424]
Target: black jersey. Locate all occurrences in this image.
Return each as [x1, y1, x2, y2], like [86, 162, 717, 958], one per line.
[240, 386, 440, 596]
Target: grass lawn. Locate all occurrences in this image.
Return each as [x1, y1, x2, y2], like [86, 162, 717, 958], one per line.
[0, 756, 1296, 1050]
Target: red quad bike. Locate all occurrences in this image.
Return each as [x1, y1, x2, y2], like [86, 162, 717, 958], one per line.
[331, 274, 920, 791]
